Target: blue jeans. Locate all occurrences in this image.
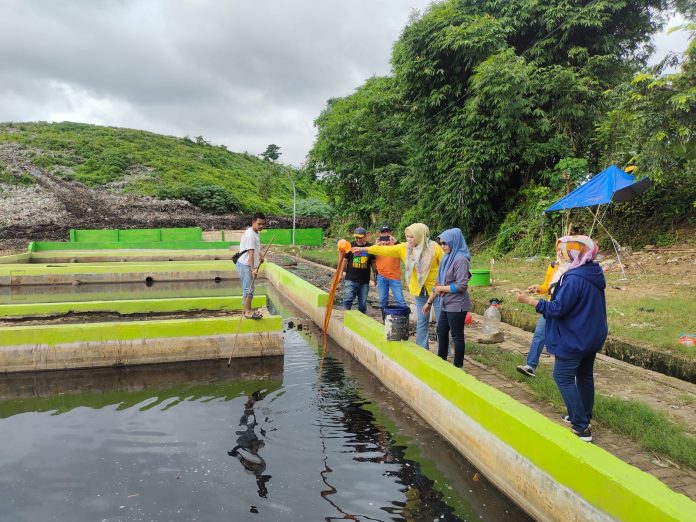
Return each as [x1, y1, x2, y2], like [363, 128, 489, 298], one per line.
[236, 261, 254, 299]
[343, 280, 369, 314]
[377, 274, 407, 309]
[414, 289, 441, 349]
[437, 310, 465, 367]
[526, 316, 546, 369]
[553, 352, 596, 432]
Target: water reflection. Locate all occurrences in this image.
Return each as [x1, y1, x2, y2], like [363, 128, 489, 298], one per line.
[228, 389, 272, 499]
[0, 358, 283, 419]
[316, 354, 465, 521]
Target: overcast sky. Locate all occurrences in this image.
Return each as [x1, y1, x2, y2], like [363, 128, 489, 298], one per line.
[0, 1, 690, 166]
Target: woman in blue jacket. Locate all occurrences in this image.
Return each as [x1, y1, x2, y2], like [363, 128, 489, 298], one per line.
[516, 236, 607, 442]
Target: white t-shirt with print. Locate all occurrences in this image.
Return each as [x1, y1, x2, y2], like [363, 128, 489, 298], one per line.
[238, 227, 261, 268]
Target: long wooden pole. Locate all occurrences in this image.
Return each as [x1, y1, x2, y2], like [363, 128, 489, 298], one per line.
[319, 241, 351, 372]
[319, 253, 345, 374]
[227, 233, 277, 367]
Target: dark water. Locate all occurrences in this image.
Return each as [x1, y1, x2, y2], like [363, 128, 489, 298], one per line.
[0, 291, 529, 521]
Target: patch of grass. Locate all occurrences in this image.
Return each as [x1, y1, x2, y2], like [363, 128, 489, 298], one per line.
[466, 343, 696, 470]
[467, 344, 563, 408]
[595, 395, 696, 469]
[674, 393, 695, 406]
[0, 166, 34, 186]
[467, 253, 696, 357]
[299, 247, 340, 267]
[606, 296, 694, 354]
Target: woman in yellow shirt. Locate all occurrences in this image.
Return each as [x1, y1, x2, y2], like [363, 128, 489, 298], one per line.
[353, 223, 443, 348]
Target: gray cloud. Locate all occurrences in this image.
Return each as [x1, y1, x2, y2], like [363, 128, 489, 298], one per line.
[0, 0, 689, 165]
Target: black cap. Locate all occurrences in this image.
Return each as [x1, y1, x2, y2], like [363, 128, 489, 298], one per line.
[379, 225, 392, 233]
[353, 227, 367, 237]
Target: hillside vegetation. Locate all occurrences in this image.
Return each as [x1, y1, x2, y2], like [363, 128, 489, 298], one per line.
[0, 121, 328, 216]
[309, 0, 695, 253]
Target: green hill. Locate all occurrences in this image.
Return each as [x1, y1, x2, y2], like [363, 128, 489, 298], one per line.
[0, 121, 328, 216]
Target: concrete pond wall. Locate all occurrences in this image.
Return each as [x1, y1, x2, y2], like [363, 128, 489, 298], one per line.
[0, 316, 282, 372]
[262, 262, 696, 522]
[0, 257, 282, 372]
[0, 260, 241, 285]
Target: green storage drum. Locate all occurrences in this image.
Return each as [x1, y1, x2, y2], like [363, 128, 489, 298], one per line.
[469, 269, 491, 287]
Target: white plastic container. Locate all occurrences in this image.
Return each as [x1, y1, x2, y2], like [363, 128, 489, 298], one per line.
[481, 300, 502, 334]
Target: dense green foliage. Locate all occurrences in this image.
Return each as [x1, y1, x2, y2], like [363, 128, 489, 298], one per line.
[595, 27, 696, 243]
[0, 122, 327, 215]
[282, 197, 335, 219]
[309, 0, 694, 251]
[309, 76, 409, 219]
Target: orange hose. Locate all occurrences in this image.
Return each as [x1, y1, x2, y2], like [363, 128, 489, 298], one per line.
[320, 242, 351, 368]
[321, 253, 345, 359]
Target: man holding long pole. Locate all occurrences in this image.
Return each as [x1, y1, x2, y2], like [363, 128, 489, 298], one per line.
[236, 212, 266, 319]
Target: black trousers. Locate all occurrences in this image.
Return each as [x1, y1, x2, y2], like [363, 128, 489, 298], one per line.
[437, 309, 466, 368]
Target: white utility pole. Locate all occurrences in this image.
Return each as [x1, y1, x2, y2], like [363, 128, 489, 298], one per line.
[285, 169, 296, 246]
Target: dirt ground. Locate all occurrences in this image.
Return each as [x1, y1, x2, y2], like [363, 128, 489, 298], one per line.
[271, 252, 696, 500]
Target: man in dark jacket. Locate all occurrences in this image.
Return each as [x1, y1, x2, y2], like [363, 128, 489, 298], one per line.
[517, 236, 607, 442]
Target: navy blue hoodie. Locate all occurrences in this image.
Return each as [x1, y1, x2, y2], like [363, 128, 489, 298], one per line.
[535, 262, 608, 359]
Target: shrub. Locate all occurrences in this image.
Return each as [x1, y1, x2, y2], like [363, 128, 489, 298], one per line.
[284, 197, 334, 218]
[0, 166, 34, 186]
[493, 184, 561, 257]
[158, 184, 240, 214]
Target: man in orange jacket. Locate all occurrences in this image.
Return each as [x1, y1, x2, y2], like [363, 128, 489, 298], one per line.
[374, 225, 407, 318]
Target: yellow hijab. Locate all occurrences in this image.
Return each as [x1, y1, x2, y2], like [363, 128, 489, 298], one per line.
[404, 223, 437, 291]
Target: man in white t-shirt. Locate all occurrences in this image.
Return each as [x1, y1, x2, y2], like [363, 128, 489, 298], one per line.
[234, 212, 266, 319]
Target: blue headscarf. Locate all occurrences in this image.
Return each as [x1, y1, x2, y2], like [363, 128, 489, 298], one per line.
[436, 228, 470, 284]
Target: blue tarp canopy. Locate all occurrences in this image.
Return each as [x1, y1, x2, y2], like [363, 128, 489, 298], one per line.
[545, 165, 652, 213]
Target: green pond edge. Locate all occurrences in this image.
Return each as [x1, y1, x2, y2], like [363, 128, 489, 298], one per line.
[0, 260, 238, 276]
[0, 315, 282, 346]
[0, 295, 266, 317]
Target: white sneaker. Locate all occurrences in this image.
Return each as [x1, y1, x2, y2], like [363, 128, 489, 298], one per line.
[516, 364, 535, 377]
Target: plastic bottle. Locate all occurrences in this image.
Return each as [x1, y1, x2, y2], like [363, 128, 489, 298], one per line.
[481, 298, 502, 334]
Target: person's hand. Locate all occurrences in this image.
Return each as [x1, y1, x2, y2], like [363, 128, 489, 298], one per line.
[351, 246, 366, 254]
[516, 292, 533, 305]
[372, 279, 377, 287]
[434, 285, 446, 295]
[252, 269, 258, 278]
[526, 284, 539, 294]
[260, 254, 265, 264]
[421, 302, 432, 315]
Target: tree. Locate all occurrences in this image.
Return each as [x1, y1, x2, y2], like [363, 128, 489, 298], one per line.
[388, 0, 670, 233]
[261, 144, 282, 162]
[308, 76, 409, 225]
[593, 26, 696, 240]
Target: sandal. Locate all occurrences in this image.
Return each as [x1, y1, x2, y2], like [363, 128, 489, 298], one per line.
[244, 311, 263, 320]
